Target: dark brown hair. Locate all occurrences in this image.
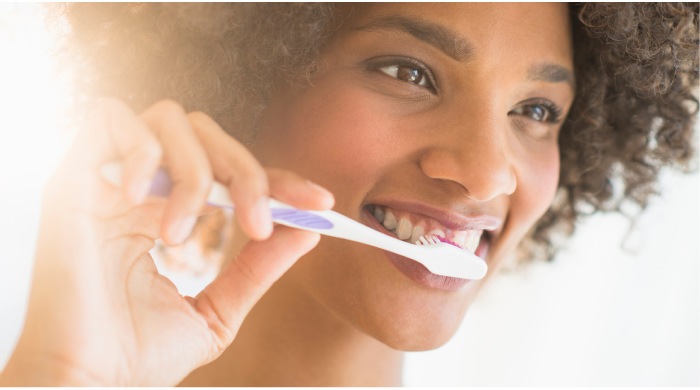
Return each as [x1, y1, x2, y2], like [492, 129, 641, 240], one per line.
[55, 3, 699, 261]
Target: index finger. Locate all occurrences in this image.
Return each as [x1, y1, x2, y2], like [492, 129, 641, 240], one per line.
[187, 111, 273, 241]
[59, 98, 163, 208]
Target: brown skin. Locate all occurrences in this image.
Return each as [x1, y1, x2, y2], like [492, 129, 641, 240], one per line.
[0, 97, 334, 386]
[182, 3, 574, 386]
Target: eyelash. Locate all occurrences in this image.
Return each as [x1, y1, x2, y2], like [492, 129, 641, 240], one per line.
[366, 57, 563, 126]
[509, 99, 563, 124]
[368, 56, 438, 93]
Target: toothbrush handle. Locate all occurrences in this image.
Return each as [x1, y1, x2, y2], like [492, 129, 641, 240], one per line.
[307, 209, 422, 256]
[100, 163, 487, 279]
[101, 163, 413, 255]
[101, 163, 338, 231]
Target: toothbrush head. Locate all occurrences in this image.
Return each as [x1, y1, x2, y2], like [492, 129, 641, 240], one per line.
[414, 234, 486, 279]
[416, 234, 462, 249]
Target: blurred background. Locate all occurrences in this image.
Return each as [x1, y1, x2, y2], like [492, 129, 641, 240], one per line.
[0, 4, 697, 386]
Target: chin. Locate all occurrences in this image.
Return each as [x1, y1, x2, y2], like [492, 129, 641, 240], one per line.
[370, 312, 468, 351]
[290, 238, 484, 351]
[370, 282, 481, 351]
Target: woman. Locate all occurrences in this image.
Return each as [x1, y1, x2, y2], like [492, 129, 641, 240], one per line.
[0, 3, 697, 386]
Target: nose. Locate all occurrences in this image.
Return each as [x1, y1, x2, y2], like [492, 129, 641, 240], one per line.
[418, 114, 517, 202]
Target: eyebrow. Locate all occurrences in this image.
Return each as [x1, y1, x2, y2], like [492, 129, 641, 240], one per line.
[527, 63, 576, 90]
[355, 15, 575, 90]
[354, 15, 474, 62]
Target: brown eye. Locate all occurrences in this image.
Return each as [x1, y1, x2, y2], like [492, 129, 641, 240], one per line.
[397, 66, 424, 84]
[379, 64, 431, 88]
[510, 100, 562, 124]
[520, 105, 550, 122]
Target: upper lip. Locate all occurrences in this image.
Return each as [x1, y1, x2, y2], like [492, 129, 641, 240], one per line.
[364, 197, 504, 233]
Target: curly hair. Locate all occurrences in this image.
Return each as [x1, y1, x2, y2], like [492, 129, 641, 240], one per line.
[53, 3, 699, 262]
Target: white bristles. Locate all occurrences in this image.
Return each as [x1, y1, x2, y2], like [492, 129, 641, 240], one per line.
[415, 234, 441, 246]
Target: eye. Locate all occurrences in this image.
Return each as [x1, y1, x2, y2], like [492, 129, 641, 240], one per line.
[378, 64, 432, 88]
[366, 56, 438, 93]
[509, 99, 562, 124]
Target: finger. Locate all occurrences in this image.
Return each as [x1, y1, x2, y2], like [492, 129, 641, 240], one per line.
[140, 101, 213, 245]
[93, 98, 162, 203]
[192, 226, 319, 344]
[266, 168, 335, 210]
[99, 201, 167, 242]
[187, 111, 272, 241]
[60, 98, 163, 207]
[82, 166, 165, 219]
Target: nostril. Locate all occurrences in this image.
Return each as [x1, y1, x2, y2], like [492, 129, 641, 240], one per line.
[458, 165, 517, 202]
[418, 138, 517, 202]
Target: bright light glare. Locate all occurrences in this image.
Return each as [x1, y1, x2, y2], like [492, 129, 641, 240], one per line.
[0, 4, 69, 188]
[0, 3, 72, 370]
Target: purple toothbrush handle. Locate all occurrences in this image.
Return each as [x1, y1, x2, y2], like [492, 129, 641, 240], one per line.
[270, 208, 334, 230]
[148, 168, 333, 230]
[149, 168, 174, 197]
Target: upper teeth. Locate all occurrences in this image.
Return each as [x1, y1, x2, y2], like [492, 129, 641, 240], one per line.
[410, 225, 425, 244]
[381, 209, 397, 230]
[396, 218, 412, 240]
[371, 205, 484, 253]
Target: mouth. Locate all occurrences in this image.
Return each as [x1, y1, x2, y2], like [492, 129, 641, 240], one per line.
[363, 204, 492, 259]
[360, 203, 495, 291]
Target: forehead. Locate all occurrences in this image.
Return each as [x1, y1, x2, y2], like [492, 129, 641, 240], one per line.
[338, 3, 574, 70]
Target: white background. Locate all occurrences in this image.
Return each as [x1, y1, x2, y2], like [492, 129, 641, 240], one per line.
[1, 4, 698, 386]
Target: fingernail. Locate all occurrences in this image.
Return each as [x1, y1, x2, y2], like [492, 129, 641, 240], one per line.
[169, 215, 197, 244]
[253, 196, 273, 239]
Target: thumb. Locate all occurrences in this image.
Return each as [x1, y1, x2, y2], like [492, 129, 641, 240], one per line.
[192, 226, 320, 346]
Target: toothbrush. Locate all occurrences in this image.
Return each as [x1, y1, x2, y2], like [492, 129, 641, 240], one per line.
[100, 163, 487, 280]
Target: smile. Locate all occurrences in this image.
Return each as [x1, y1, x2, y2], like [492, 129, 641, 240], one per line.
[365, 204, 491, 257]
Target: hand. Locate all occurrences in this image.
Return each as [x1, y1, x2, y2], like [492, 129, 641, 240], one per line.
[0, 99, 334, 385]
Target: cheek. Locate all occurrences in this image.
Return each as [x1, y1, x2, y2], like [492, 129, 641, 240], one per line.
[503, 142, 560, 254]
[522, 144, 560, 209]
[254, 80, 400, 207]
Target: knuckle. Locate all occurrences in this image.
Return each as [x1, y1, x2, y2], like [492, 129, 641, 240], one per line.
[230, 257, 265, 288]
[194, 293, 236, 348]
[187, 110, 211, 124]
[180, 170, 212, 199]
[268, 168, 301, 184]
[238, 179, 268, 202]
[106, 205, 161, 241]
[188, 111, 227, 139]
[152, 99, 186, 118]
[193, 173, 213, 195]
[233, 164, 268, 194]
[98, 97, 129, 113]
[139, 137, 163, 162]
[94, 98, 133, 124]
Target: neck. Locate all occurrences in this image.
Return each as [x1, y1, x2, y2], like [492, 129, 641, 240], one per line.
[180, 275, 404, 386]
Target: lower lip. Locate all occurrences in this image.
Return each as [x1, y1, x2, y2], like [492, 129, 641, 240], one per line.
[360, 208, 486, 292]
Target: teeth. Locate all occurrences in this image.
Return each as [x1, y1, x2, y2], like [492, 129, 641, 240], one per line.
[451, 230, 468, 249]
[373, 206, 385, 223]
[414, 230, 484, 253]
[464, 230, 483, 253]
[383, 209, 397, 230]
[373, 206, 485, 253]
[410, 224, 425, 244]
[428, 228, 445, 238]
[396, 217, 413, 240]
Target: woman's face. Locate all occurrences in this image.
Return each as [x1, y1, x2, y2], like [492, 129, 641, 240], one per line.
[252, 3, 574, 349]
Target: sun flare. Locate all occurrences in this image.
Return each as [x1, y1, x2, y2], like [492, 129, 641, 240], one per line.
[0, 4, 71, 190]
